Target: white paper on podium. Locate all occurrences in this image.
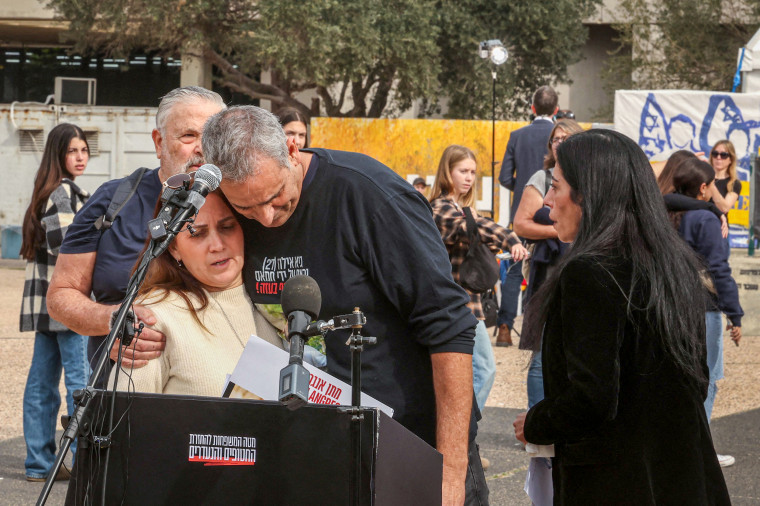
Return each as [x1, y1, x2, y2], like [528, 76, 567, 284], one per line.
[225, 335, 394, 417]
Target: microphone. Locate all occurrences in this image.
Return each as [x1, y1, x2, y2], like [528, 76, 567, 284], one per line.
[150, 164, 222, 255]
[278, 275, 321, 409]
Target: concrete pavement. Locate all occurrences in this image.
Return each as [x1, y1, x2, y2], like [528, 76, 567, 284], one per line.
[1, 258, 758, 504]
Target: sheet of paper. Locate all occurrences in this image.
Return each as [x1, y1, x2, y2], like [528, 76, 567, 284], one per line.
[524, 456, 553, 506]
[225, 335, 394, 417]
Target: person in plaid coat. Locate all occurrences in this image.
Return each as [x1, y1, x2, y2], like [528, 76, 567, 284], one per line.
[429, 145, 528, 413]
[18, 123, 91, 482]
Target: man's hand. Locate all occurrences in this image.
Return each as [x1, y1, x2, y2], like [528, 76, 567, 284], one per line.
[431, 352, 472, 506]
[513, 411, 528, 445]
[109, 305, 166, 368]
[728, 324, 742, 346]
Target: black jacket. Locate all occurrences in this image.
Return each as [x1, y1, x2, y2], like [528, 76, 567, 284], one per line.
[524, 257, 730, 505]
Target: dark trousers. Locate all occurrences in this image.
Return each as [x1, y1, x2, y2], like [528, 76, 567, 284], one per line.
[497, 259, 523, 329]
[465, 441, 490, 505]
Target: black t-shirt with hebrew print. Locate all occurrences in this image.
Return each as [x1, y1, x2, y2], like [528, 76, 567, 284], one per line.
[241, 148, 477, 447]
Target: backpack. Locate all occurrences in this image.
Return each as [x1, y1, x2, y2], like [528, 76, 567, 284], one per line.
[458, 207, 500, 293]
[94, 167, 150, 231]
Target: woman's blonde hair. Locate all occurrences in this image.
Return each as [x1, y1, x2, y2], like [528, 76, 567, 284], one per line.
[429, 145, 477, 207]
[710, 139, 738, 191]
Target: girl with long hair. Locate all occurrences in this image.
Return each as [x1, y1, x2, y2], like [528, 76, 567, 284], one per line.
[276, 108, 309, 149]
[667, 157, 742, 467]
[512, 130, 730, 504]
[708, 139, 741, 214]
[429, 145, 528, 412]
[656, 149, 696, 195]
[19, 123, 91, 481]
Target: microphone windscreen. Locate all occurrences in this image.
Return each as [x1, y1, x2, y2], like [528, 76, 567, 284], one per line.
[281, 275, 321, 319]
[195, 164, 222, 191]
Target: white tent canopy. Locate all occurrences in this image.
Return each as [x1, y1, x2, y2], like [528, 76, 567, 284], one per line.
[739, 28, 760, 92]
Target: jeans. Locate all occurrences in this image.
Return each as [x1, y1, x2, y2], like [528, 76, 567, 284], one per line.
[23, 330, 90, 479]
[704, 311, 724, 423]
[465, 441, 490, 505]
[527, 350, 544, 409]
[473, 321, 496, 411]
[497, 259, 523, 329]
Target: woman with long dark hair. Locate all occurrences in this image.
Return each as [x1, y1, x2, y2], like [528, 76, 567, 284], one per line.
[667, 157, 742, 468]
[512, 130, 730, 504]
[19, 123, 91, 482]
[429, 145, 528, 412]
[276, 108, 309, 149]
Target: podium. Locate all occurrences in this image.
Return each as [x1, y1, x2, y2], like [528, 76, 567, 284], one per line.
[68, 391, 442, 505]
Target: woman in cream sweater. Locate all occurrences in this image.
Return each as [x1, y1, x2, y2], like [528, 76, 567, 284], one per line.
[110, 189, 285, 396]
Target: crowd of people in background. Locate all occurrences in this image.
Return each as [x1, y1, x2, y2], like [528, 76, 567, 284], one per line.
[15, 83, 746, 505]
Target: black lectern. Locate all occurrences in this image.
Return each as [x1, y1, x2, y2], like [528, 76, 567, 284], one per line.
[67, 391, 441, 505]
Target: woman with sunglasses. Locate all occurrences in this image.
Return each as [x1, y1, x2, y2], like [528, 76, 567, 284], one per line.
[709, 140, 741, 215]
[109, 187, 288, 396]
[19, 123, 91, 482]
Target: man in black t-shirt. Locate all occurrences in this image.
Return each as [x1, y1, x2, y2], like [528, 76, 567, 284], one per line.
[203, 106, 486, 505]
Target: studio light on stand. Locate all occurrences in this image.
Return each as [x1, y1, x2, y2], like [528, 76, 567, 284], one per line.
[479, 39, 508, 216]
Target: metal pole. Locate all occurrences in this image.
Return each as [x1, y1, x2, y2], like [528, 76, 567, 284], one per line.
[492, 70, 497, 216]
[750, 151, 757, 256]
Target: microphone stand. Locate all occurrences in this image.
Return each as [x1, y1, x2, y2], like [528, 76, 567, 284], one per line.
[36, 187, 198, 506]
[334, 309, 375, 506]
[302, 308, 375, 505]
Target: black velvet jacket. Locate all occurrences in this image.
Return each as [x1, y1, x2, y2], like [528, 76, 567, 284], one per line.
[524, 257, 730, 505]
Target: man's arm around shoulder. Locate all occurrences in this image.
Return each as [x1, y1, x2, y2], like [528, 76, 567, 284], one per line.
[48, 252, 165, 367]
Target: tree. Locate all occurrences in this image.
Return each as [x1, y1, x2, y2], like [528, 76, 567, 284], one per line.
[433, 0, 601, 120]
[602, 0, 760, 100]
[48, 0, 599, 119]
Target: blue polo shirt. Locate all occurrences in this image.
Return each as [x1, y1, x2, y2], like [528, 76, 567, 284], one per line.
[60, 168, 162, 305]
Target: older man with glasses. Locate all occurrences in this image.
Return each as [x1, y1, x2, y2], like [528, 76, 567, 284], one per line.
[48, 86, 226, 376]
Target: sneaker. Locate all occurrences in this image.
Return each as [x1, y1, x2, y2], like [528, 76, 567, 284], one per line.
[717, 454, 735, 467]
[26, 466, 71, 482]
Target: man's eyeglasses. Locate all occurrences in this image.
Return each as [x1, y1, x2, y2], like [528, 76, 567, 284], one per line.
[711, 151, 731, 160]
[162, 171, 196, 189]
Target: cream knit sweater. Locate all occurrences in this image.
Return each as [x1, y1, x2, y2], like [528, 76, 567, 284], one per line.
[110, 284, 285, 397]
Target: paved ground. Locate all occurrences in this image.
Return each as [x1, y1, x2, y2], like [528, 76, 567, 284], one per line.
[1, 259, 758, 504]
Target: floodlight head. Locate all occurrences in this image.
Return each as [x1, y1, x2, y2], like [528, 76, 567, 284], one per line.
[479, 39, 508, 66]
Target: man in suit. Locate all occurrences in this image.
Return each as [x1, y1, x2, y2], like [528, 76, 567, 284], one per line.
[496, 85, 558, 346]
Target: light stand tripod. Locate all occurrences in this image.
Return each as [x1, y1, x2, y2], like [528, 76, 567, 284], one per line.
[479, 39, 508, 216]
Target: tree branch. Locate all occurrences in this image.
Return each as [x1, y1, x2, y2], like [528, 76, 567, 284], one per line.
[204, 49, 311, 116]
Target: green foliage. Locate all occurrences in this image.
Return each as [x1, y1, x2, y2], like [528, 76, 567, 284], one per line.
[603, 0, 760, 101]
[47, 0, 599, 119]
[434, 0, 600, 119]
